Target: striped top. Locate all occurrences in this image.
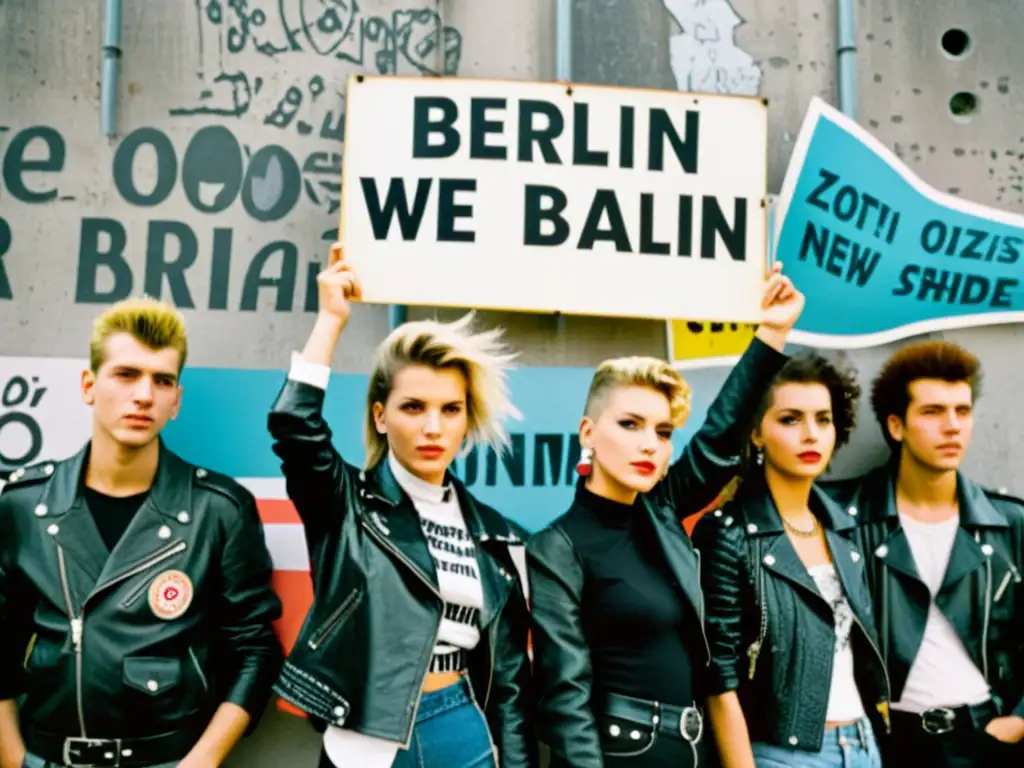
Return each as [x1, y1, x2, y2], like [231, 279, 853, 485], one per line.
[388, 453, 484, 671]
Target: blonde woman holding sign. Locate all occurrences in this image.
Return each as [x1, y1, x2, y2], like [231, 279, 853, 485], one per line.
[268, 244, 536, 768]
[527, 263, 805, 767]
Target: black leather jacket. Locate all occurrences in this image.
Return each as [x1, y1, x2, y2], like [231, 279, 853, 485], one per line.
[691, 476, 891, 753]
[267, 377, 537, 766]
[824, 460, 1024, 720]
[0, 442, 284, 766]
[526, 338, 786, 767]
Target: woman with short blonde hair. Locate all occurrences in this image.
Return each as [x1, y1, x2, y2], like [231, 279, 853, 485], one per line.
[528, 263, 806, 767]
[268, 245, 536, 768]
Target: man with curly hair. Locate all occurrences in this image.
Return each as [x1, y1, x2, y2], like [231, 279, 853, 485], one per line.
[826, 340, 1024, 766]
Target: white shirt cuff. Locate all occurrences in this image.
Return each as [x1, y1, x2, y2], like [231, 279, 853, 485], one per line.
[288, 351, 331, 390]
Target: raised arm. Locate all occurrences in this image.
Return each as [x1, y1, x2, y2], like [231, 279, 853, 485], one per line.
[691, 513, 757, 768]
[267, 245, 362, 541]
[661, 264, 804, 515]
[527, 528, 603, 768]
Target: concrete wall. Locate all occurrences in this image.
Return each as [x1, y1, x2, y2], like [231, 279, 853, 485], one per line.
[4, 0, 1024, 764]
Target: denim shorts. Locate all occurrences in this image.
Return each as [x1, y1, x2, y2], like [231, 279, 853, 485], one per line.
[751, 718, 882, 768]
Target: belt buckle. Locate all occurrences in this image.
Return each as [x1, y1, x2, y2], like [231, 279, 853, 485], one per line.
[921, 707, 956, 736]
[679, 705, 704, 744]
[62, 737, 123, 767]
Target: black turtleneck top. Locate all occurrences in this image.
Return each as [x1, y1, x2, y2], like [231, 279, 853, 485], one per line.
[566, 484, 701, 707]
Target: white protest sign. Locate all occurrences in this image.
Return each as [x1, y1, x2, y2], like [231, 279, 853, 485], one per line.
[339, 75, 768, 322]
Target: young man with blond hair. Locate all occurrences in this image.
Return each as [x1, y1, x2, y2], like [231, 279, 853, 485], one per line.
[0, 298, 283, 768]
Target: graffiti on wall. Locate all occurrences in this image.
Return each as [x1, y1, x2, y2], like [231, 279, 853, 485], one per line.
[0, 2, 463, 315]
[172, 1, 461, 128]
[662, 0, 762, 96]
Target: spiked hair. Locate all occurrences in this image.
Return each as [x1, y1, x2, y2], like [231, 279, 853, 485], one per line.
[364, 312, 520, 469]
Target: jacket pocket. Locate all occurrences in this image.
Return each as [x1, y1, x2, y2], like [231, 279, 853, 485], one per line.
[307, 587, 363, 651]
[123, 656, 183, 696]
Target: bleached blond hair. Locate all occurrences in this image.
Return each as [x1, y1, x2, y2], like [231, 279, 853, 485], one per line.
[89, 296, 188, 373]
[584, 356, 692, 427]
[364, 312, 521, 469]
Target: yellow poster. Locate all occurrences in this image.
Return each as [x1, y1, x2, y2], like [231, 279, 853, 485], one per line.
[668, 320, 757, 369]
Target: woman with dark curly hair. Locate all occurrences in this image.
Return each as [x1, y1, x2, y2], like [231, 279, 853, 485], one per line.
[691, 354, 890, 768]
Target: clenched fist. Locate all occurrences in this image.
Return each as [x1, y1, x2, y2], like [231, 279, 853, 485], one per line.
[317, 243, 363, 322]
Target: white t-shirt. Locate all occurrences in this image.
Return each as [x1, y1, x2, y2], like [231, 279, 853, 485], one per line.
[891, 513, 991, 713]
[808, 564, 867, 723]
[387, 452, 485, 668]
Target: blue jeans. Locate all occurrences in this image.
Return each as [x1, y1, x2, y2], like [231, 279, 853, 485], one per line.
[318, 678, 497, 768]
[23, 754, 177, 768]
[751, 718, 882, 768]
[392, 679, 497, 768]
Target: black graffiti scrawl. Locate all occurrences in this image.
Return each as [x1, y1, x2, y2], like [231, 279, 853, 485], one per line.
[167, 1, 462, 224]
[171, 1, 462, 128]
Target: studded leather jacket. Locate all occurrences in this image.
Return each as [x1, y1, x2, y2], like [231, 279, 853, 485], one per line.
[824, 460, 1024, 720]
[691, 476, 891, 753]
[0, 442, 284, 767]
[526, 338, 788, 767]
[267, 376, 538, 767]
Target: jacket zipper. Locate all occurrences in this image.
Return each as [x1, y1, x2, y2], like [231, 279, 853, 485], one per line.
[850, 610, 892, 733]
[188, 646, 210, 694]
[880, 567, 889, 667]
[57, 546, 87, 738]
[57, 541, 188, 738]
[107, 541, 189, 605]
[118, 542, 189, 608]
[308, 587, 362, 650]
[694, 550, 711, 663]
[982, 552, 993, 681]
[748, 567, 767, 680]
[362, 517, 442, 749]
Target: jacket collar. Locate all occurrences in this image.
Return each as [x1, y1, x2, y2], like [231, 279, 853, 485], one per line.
[37, 440, 196, 608]
[41, 439, 192, 523]
[739, 472, 857, 537]
[358, 455, 520, 629]
[359, 455, 522, 544]
[855, 457, 1008, 529]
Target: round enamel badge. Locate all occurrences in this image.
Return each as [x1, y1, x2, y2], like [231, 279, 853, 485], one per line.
[148, 570, 194, 620]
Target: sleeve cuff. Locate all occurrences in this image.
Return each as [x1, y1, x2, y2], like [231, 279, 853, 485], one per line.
[706, 667, 740, 696]
[1012, 696, 1024, 719]
[289, 351, 331, 390]
[748, 334, 790, 365]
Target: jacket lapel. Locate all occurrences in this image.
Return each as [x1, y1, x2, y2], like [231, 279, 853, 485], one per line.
[826, 530, 876, 631]
[360, 460, 441, 594]
[760, 534, 824, 602]
[40, 442, 196, 608]
[937, 527, 986, 596]
[645, 499, 704, 620]
[84, 444, 194, 599]
[38, 446, 108, 606]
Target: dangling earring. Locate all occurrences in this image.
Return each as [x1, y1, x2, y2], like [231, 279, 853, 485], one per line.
[576, 447, 593, 477]
[755, 446, 765, 466]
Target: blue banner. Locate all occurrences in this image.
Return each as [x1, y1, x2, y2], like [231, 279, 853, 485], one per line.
[775, 97, 1024, 347]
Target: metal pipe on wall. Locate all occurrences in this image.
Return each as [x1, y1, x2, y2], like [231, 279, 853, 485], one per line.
[836, 0, 857, 117]
[555, 0, 572, 81]
[553, 0, 573, 334]
[100, 0, 124, 136]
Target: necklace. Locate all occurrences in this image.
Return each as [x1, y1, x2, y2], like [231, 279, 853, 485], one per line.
[781, 513, 819, 538]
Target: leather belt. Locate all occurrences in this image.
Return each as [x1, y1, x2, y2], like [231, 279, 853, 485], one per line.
[26, 725, 203, 767]
[599, 691, 704, 744]
[891, 699, 998, 736]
